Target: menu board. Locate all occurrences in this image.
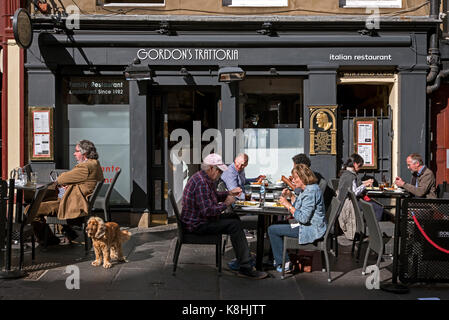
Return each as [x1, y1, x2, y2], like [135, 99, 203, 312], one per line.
[353, 118, 377, 169]
[29, 107, 54, 161]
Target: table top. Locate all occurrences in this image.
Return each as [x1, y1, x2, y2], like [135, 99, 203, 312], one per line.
[234, 201, 290, 216]
[248, 183, 287, 190]
[366, 189, 410, 198]
[10, 182, 53, 191]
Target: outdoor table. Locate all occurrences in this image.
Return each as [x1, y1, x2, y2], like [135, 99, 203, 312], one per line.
[366, 188, 410, 293]
[234, 203, 290, 271]
[0, 180, 51, 279]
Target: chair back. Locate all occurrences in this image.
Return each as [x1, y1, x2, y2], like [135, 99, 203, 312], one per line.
[437, 182, 448, 198]
[323, 196, 342, 242]
[104, 168, 121, 205]
[87, 181, 104, 215]
[168, 189, 184, 242]
[23, 164, 32, 181]
[24, 184, 50, 225]
[347, 190, 365, 234]
[330, 178, 339, 192]
[49, 169, 69, 182]
[359, 200, 383, 255]
[216, 179, 228, 192]
[319, 178, 328, 195]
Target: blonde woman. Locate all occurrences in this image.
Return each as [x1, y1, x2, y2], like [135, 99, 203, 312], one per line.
[268, 164, 327, 273]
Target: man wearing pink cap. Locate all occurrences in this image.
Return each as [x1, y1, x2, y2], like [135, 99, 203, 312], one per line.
[181, 153, 268, 279]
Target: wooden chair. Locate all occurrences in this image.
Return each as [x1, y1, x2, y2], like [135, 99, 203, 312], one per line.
[168, 189, 222, 275]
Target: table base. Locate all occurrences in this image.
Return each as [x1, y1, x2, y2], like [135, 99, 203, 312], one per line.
[380, 282, 409, 294]
[0, 269, 27, 279]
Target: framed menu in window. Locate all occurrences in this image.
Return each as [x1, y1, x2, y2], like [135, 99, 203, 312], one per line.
[353, 117, 377, 169]
[28, 107, 54, 161]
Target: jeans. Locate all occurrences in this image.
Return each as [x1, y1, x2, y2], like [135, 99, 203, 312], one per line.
[268, 223, 300, 266]
[195, 216, 252, 268]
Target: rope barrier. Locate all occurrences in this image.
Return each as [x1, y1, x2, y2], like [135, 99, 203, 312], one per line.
[412, 212, 449, 254]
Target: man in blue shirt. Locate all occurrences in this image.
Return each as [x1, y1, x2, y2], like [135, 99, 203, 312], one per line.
[220, 153, 265, 200]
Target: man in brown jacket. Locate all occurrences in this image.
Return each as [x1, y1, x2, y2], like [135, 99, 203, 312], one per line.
[395, 153, 437, 199]
[32, 140, 104, 245]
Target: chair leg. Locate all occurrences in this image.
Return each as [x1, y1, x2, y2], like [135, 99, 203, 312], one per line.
[83, 222, 89, 255]
[362, 245, 371, 275]
[31, 235, 36, 261]
[351, 233, 358, 255]
[217, 240, 222, 274]
[323, 250, 331, 282]
[222, 235, 228, 255]
[281, 237, 286, 280]
[19, 231, 24, 271]
[356, 233, 364, 261]
[173, 240, 182, 274]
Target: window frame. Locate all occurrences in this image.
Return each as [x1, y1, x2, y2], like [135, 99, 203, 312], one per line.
[222, 0, 288, 7]
[340, 0, 402, 8]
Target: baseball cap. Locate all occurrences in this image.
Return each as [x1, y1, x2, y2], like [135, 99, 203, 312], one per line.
[203, 153, 228, 172]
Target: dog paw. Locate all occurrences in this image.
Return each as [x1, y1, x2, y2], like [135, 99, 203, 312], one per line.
[103, 262, 112, 269]
[92, 260, 102, 267]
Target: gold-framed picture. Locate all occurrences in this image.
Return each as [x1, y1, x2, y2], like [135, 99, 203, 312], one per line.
[353, 117, 378, 170]
[308, 105, 337, 155]
[28, 106, 54, 161]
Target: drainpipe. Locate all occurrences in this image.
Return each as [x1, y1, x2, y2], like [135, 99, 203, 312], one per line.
[427, 0, 441, 84]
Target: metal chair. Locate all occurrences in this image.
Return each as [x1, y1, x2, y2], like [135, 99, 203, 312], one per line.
[94, 168, 121, 222]
[358, 200, 384, 275]
[44, 180, 104, 254]
[14, 184, 49, 269]
[168, 189, 222, 275]
[280, 196, 343, 281]
[329, 178, 339, 192]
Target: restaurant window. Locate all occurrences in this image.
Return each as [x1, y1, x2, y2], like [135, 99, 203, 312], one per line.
[223, 0, 288, 7]
[63, 76, 131, 205]
[340, 0, 401, 8]
[101, 0, 165, 6]
[238, 77, 304, 181]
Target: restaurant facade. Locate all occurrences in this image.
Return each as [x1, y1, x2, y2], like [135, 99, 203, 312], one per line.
[26, 13, 439, 216]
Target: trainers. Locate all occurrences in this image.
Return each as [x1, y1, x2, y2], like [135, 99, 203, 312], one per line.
[276, 261, 292, 273]
[227, 255, 256, 271]
[238, 267, 268, 279]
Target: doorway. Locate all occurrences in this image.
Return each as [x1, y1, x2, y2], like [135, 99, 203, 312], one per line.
[148, 86, 219, 214]
[337, 84, 393, 183]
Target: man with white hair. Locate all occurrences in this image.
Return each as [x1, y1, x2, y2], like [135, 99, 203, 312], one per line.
[395, 153, 436, 198]
[220, 153, 265, 200]
[181, 153, 268, 279]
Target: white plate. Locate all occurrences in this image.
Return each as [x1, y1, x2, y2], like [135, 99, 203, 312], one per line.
[240, 206, 263, 211]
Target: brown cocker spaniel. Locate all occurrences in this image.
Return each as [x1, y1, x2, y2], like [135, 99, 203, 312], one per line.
[86, 217, 131, 269]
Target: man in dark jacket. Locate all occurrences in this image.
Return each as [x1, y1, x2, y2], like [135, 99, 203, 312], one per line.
[395, 153, 437, 198]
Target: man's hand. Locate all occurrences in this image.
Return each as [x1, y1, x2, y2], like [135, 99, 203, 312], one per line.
[224, 195, 236, 207]
[256, 175, 266, 182]
[395, 177, 405, 187]
[228, 187, 242, 197]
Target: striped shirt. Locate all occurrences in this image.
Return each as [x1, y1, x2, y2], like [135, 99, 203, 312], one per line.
[181, 170, 229, 232]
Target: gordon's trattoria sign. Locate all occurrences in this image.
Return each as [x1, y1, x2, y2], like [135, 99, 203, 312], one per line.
[137, 48, 239, 61]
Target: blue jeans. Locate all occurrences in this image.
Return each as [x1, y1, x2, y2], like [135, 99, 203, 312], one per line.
[268, 224, 300, 266]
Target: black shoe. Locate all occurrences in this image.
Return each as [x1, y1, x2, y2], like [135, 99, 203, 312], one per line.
[62, 226, 78, 241]
[238, 267, 268, 279]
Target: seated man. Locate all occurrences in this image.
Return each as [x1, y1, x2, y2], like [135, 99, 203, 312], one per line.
[181, 153, 267, 279]
[220, 153, 265, 200]
[32, 140, 104, 245]
[395, 153, 436, 198]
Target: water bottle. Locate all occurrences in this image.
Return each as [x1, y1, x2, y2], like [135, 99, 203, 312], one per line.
[260, 181, 266, 206]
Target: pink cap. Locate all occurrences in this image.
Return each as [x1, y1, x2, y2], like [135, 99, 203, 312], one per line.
[203, 153, 228, 172]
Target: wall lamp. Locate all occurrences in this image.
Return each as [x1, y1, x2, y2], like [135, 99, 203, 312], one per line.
[124, 58, 153, 81]
[218, 67, 246, 83]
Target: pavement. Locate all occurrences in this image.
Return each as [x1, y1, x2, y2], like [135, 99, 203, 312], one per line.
[1, 219, 449, 301]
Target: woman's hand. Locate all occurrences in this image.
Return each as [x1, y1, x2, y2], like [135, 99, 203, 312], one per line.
[363, 179, 374, 187]
[281, 188, 292, 198]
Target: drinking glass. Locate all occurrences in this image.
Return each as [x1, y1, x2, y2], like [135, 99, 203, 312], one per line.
[31, 172, 37, 185]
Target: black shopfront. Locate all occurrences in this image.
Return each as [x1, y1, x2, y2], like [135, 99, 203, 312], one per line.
[26, 16, 435, 215]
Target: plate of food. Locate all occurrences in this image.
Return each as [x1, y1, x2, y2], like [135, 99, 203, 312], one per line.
[250, 182, 262, 186]
[366, 187, 381, 191]
[264, 202, 285, 208]
[235, 200, 260, 207]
